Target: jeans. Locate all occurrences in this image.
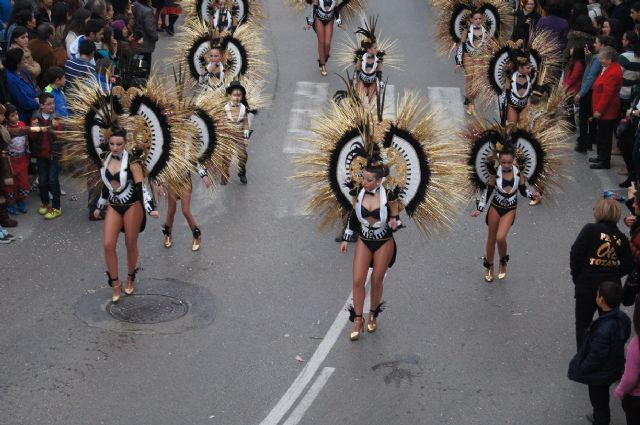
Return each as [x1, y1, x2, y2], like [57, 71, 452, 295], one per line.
[588, 384, 611, 425]
[37, 158, 60, 209]
[622, 395, 640, 425]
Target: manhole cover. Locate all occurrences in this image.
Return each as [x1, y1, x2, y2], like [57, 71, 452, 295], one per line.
[107, 294, 189, 324]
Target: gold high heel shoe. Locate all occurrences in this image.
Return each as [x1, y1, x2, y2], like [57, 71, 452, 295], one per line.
[320, 64, 328, 76]
[482, 257, 494, 282]
[367, 302, 386, 333]
[106, 271, 121, 303]
[162, 225, 172, 248]
[192, 226, 201, 252]
[350, 316, 364, 341]
[498, 255, 509, 280]
[124, 267, 140, 296]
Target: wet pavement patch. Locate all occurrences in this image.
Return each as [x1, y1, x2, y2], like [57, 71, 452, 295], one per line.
[74, 278, 215, 334]
[107, 294, 189, 324]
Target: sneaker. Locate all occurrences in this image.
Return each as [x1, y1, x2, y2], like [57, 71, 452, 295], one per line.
[7, 204, 18, 215]
[38, 204, 49, 215]
[2, 231, 15, 241]
[61, 188, 66, 196]
[44, 208, 62, 220]
[16, 200, 27, 214]
[0, 233, 12, 243]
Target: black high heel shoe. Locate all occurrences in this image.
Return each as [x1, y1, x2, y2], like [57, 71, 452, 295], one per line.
[367, 302, 386, 333]
[192, 226, 201, 252]
[125, 267, 140, 295]
[498, 255, 509, 280]
[347, 305, 364, 341]
[482, 257, 493, 282]
[162, 225, 172, 248]
[106, 271, 121, 303]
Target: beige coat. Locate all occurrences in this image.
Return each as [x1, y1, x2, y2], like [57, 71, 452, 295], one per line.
[10, 43, 41, 80]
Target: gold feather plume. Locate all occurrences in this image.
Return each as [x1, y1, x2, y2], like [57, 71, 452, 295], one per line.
[294, 90, 469, 237]
[173, 17, 270, 86]
[468, 29, 563, 110]
[336, 14, 403, 71]
[433, 0, 513, 58]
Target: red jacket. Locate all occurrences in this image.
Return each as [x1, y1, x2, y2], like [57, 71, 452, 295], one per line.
[563, 61, 584, 95]
[592, 62, 623, 120]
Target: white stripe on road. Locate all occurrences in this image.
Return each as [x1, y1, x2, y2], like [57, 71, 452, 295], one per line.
[281, 367, 336, 425]
[426, 86, 464, 134]
[259, 269, 373, 425]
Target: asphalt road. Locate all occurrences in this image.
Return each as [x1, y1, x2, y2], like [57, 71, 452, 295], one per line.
[0, 1, 635, 424]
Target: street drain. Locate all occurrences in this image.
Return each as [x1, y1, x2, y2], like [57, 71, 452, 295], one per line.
[107, 294, 189, 324]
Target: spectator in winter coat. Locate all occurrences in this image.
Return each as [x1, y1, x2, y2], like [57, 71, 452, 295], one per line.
[44, 66, 68, 117]
[535, 0, 570, 50]
[4, 48, 39, 123]
[570, 198, 632, 349]
[10, 26, 40, 81]
[132, 0, 158, 78]
[68, 19, 104, 61]
[588, 0, 603, 24]
[610, 0, 634, 32]
[568, 281, 631, 425]
[590, 46, 624, 169]
[565, 15, 597, 64]
[564, 46, 586, 95]
[64, 39, 98, 91]
[614, 295, 640, 425]
[29, 23, 66, 90]
[575, 35, 613, 152]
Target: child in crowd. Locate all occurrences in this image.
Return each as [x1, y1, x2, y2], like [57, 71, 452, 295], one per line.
[30, 93, 64, 220]
[44, 66, 68, 118]
[569, 281, 631, 425]
[0, 103, 17, 230]
[6, 104, 34, 215]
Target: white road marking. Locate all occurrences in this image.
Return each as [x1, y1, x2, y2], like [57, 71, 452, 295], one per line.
[281, 367, 336, 425]
[426, 87, 464, 136]
[259, 269, 373, 425]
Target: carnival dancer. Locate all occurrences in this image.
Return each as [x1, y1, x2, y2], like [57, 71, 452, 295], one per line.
[470, 142, 539, 281]
[337, 16, 400, 105]
[184, 0, 264, 31]
[62, 77, 198, 303]
[434, 0, 511, 115]
[222, 80, 252, 184]
[162, 68, 241, 250]
[286, 0, 364, 77]
[93, 125, 159, 302]
[466, 115, 568, 282]
[296, 84, 467, 341]
[210, 0, 239, 33]
[470, 33, 562, 125]
[176, 18, 268, 89]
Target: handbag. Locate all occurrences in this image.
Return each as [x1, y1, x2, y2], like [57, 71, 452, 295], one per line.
[622, 267, 640, 307]
[616, 117, 630, 138]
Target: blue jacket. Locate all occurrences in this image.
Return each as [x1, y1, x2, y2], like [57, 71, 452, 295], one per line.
[44, 85, 69, 118]
[568, 308, 631, 386]
[578, 55, 602, 98]
[6, 69, 39, 123]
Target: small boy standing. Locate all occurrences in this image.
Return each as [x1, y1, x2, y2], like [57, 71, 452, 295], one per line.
[568, 281, 632, 425]
[30, 93, 64, 220]
[44, 66, 68, 118]
[6, 104, 34, 215]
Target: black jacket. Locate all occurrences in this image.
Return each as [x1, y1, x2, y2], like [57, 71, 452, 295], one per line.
[570, 222, 632, 294]
[568, 308, 631, 385]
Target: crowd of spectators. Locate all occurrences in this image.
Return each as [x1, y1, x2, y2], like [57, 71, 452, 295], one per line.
[0, 0, 176, 238]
